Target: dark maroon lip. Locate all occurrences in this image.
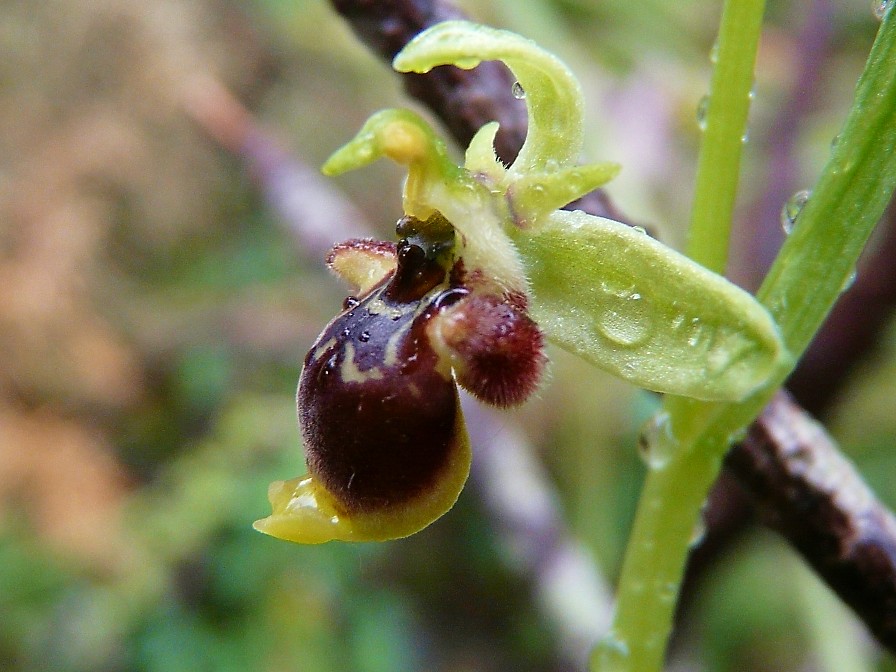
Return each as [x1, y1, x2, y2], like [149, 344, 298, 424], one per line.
[298, 211, 546, 513]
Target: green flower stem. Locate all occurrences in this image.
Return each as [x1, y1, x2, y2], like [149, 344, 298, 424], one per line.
[594, 9, 896, 672]
[687, 0, 766, 274]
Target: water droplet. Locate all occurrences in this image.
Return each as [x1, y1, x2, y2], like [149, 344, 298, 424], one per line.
[511, 81, 526, 99]
[658, 581, 678, 605]
[343, 296, 360, 310]
[874, 0, 892, 20]
[727, 426, 748, 445]
[632, 225, 647, 236]
[709, 39, 719, 64]
[638, 411, 678, 470]
[741, 129, 750, 144]
[598, 309, 652, 347]
[453, 57, 481, 70]
[358, 330, 371, 343]
[591, 634, 630, 671]
[696, 95, 710, 131]
[686, 318, 702, 347]
[689, 515, 707, 548]
[830, 133, 842, 152]
[841, 269, 857, 292]
[780, 189, 811, 234]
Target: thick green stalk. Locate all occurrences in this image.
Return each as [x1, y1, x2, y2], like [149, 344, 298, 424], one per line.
[593, 8, 896, 672]
[687, 0, 765, 273]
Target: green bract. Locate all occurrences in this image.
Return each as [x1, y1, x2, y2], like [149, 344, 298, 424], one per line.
[323, 20, 787, 402]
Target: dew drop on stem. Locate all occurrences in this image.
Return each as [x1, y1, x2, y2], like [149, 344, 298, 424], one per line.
[874, 0, 892, 20]
[591, 634, 630, 671]
[780, 189, 811, 234]
[830, 133, 841, 152]
[638, 411, 677, 470]
[696, 95, 710, 131]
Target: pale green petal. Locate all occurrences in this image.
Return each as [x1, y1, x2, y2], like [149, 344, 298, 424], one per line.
[394, 20, 584, 177]
[464, 121, 506, 181]
[509, 163, 621, 225]
[511, 210, 788, 401]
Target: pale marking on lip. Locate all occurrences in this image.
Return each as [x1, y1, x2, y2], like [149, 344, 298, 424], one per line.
[339, 342, 385, 383]
[383, 320, 413, 368]
[310, 337, 337, 363]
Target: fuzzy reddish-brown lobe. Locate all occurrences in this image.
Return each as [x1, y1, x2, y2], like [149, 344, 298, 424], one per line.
[435, 293, 546, 407]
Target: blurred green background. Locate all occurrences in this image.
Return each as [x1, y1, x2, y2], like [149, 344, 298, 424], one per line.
[1, 0, 894, 670]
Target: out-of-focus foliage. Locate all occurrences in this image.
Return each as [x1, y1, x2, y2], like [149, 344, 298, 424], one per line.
[0, 0, 893, 670]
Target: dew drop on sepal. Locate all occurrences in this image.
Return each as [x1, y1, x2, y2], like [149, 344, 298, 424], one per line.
[511, 81, 526, 99]
[689, 513, 707, 549]
[874, 0, 892, 20]
[780, 189, 810, 235]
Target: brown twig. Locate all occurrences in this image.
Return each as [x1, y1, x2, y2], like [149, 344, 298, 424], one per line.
[726, 389, 896, 649]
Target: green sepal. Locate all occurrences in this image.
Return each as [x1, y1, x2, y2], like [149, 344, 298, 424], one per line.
[322, 108, 465, 220]
[510, 210, 789, 401]
[509, 163, 621, 226]
[395, 20, 584, 178]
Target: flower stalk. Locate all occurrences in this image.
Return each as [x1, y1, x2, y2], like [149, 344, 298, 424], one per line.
[596, 7, 896, 671]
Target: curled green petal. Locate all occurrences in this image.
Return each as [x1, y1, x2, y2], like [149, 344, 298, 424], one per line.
[509, 163, 621, 225]
[464, 121, 506, 182]
[511, 210, 788, 401]
[394, 20, 584, 177]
